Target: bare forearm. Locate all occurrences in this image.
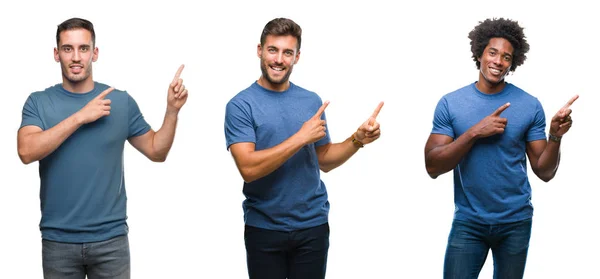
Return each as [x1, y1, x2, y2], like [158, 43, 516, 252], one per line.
[533, 141, 561, 181]
[317, 136, 359, 172]
[237, 135, 306, 183]
[425, 131, 477, 178]
[18, 114, 83, 164]
[150, 111, 180, 162]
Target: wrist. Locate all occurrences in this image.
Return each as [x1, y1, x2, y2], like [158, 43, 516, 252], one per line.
[548, 133, 562, 143]
[166, 107, 180, 116]
[351, 133, 364, 148]
[72, 111, 85, 125]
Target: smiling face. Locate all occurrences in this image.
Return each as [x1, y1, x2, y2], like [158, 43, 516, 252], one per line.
[477, 37, 514, 94]
[257, 34, 300, 92]
[54, 28, 98, 92]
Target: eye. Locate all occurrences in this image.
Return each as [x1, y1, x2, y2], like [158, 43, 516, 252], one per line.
[503, 55, 512, 62]
[81, 46, 90, 52]
[489, 50, 496, 56]
[62, 46, 72, 53]
[284, 50, 294, 56]
[268, 48, 277, 53]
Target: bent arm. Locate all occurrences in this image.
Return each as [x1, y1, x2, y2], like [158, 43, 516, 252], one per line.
[17, 115, 83, 164]
[526, 139, 560, 182]
[128, 111, 179, 162]
[315, 136, 359, 173]
[424, 131, 478, 179]
[230, 135, 307, 183]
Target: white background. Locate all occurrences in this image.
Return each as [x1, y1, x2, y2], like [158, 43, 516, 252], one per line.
[1, 0, 598, 278]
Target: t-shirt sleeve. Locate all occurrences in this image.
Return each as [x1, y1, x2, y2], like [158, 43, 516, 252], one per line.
[127, 93, 151, 138]
[20, 95, 44, 130]
[526, 99, 546, 142]
[431, 97, 455, 138]
[225, 99, 256, 150]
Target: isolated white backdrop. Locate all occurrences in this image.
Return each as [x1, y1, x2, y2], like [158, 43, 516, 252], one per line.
[1, 0, 598, 278]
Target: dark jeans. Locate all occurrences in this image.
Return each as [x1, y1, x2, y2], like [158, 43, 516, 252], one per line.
[444, 218, 533, 279]
[42, 235, 130, 279]
[244, 223, 330, 279]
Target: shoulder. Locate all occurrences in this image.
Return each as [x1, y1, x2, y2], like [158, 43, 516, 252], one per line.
[25, 84, 62, 104]
[444, 83, 474, 99]
[94, 82, 129, 100]
[506, 83, 542, 105]
[228, 83, 259, 104]
[290, 82, 320, 98]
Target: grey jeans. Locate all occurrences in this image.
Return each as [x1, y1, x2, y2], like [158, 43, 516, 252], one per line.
[42, 235, 130, 279]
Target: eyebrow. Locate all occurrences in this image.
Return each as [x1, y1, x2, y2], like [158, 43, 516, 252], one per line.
[489, 47, 513, 57]
[60, 44, 91, 48]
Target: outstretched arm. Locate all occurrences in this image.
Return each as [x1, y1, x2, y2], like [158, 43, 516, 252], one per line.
[129, 65, 188, 162]
[18, 87, 114, 164]
[526, 95, 578, 182]
[316, 102, 384, 172]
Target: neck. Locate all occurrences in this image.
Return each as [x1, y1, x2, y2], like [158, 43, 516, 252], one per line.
[61, 77, 94, 93]
[476, 75, 506, 94]
[257, 76, 289, 92]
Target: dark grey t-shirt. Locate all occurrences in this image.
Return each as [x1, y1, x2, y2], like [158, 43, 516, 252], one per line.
[20, 82, 150, 242]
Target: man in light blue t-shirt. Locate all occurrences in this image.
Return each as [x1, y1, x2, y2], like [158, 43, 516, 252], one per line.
[225, 18, 384, 279]
[17, 18, 188, 279]
[424, 18, 578, 279]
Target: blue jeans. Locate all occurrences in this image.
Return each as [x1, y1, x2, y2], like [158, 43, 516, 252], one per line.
[444, 218, 532, 279]
[42, 235, 130, 279]
[244, 223, 330, 279]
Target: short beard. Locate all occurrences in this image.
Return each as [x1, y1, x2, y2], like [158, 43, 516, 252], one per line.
[260, 59, 292, 85]
[62, 64, 92, 84]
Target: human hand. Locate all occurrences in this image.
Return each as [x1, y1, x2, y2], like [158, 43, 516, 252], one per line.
[76, 87, 114, 124]
[549, 95, 578, 138]
[298, 101, 329, 145]
[167, 64, 188, 112]
[470, 102, 510, 139]
[355, 101, 384, 145]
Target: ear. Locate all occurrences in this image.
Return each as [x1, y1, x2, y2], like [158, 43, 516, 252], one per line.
[257, 44, 262, 58]
[54, 48, 59, 62]
[92, 47, 99, 62]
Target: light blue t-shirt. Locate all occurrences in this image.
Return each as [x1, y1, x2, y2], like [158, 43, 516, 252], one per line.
[20, 82, 151, 243]
[225, 82, 331, 231]
[431, 82, 546, 224]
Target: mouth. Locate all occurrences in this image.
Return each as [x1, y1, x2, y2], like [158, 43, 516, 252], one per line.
[69, 64, 84, 74]
[269, 65, 285, 72]
[488, 67, 504, 76]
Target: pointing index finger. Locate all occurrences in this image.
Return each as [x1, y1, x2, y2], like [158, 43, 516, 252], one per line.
[313, 101, 330, 119]
[172, 64, 185, 84]
[96, 87, 114, 100]
[563, 94, 579, 109]
[371, 101, 384, 119]
[491, 102, 510, 116]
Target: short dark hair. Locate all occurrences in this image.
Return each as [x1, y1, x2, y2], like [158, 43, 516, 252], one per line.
[260, 18, 302, 51]
[56, 18, 96, 47]
[468, 18, 530, 72]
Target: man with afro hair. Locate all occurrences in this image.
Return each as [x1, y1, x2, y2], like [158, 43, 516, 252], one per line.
[424, 18, 577, 278]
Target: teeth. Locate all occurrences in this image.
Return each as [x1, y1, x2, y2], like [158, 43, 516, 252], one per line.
[271, 66, 283, 71]
[490, 68, 501, 75]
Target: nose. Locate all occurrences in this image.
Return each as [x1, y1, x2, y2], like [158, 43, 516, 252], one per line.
[491, 54, 502, 65]
[72, 49, 81, 62]
[274, 52, 283, 64]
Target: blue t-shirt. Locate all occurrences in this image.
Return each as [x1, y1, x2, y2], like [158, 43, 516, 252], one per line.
[20, 82, 151, 242]
[225, 82, 331, 231]
[431, 82, 546, 224]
